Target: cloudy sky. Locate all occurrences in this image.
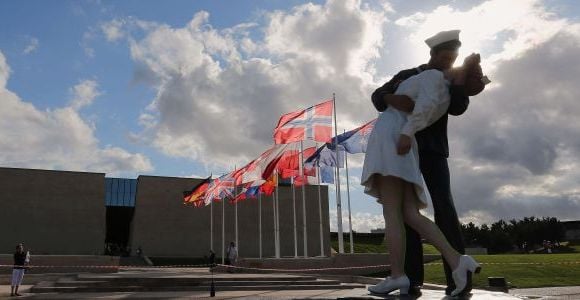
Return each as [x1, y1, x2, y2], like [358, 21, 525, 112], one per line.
[1, 0, 579, 232]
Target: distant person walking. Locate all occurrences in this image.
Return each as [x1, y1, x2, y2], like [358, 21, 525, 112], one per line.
[11, 243, 28, 297]
[226, 242, 238, 273]
[208, 249, 216, 271]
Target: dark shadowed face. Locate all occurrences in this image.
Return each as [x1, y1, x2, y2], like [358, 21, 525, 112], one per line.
[430, 49, 458, 70]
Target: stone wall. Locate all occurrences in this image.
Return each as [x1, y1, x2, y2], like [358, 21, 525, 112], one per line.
[0, 167, 106, 255]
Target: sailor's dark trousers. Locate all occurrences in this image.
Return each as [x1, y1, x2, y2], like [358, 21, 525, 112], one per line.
[404, 152, 465, 289]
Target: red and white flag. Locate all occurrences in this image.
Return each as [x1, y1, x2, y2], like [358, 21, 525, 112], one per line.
[234, 144, 292, 185]
[273, 100, 333, 144]
[293, 174, 318, 187]
[272, 147, 317, 179]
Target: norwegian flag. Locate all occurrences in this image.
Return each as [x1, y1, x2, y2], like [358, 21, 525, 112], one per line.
[205, 173, 235, 203]
[273, 100, 333, 144]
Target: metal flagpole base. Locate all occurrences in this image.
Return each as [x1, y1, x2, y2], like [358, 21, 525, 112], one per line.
[209, 250, 216, 297]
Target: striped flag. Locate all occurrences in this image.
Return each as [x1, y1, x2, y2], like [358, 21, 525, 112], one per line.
[235, 144, 292, 185]
[183, 176, 211, 206]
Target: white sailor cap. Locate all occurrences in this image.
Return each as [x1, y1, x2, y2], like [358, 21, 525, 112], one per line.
[425, 30, 461, 49]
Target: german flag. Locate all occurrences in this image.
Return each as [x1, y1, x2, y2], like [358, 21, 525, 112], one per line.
[183, 176, 211, 206]
[259, 174, 277, 197]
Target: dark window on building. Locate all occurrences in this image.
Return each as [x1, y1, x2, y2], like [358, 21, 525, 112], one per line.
[105, 178, 137, 207]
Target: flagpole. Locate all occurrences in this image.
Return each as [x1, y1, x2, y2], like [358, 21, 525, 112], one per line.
[299, 140, 308, 257]
[210, 192, 213, 252]
[344, 137, 354, 254]
[275, 170, 281, 258]
[232, 166, 238, 255]
[332, 93, 345, 254]
[316, 165, 324, 257]
[258, 192, 262, 259]
[291, 177, 298, 258]
[272, 183, 277, 258]
[222, 193, 225, 265]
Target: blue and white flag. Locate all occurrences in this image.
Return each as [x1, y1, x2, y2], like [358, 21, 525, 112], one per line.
[320, 166, 335, 184]
[304, 144, 345, 168]
[328, 119, 376, 154]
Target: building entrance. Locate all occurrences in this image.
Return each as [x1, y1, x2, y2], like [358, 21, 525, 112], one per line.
[104, 177, 138, 256]
[105, 206, 134, 255]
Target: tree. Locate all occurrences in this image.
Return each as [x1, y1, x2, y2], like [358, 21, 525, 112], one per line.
[460, 216, 565, 254]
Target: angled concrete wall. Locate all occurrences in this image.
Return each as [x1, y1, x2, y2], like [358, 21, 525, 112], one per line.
[0, 167, 106, 255]
[130, 175, 331, 258]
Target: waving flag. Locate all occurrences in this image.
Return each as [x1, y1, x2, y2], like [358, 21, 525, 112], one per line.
[205, 173, 235, 203]
[260, 175, 277, 196]
[273, 147, 317, 178]
[183, 176, 211, 206]
[232, 180, 263, 203]
[235, 144, 291, 185]
[273, 100, 333, 144]
[293, 174, 318, 187]
[304, 143, 345, 168]
[328, 119, 376, 154]
[320, 166, 335, 184]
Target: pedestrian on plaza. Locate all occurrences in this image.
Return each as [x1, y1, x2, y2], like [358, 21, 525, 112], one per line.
[208, 249, 216, 270]
[226, 242, 238, 273]
[11, 243, 28, 297]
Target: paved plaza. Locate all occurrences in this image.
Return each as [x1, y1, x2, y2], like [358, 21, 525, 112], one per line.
[4, 267, 577, 299]
[0, 285, 526, 299]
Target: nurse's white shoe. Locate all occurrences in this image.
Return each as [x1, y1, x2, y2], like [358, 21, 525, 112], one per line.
[451, 255, 481, 297]
[368, 275, 410, 295]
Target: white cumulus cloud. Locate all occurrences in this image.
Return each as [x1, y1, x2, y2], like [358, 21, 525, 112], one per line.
[0, 51, 153, 176]
[104, 0, 386, 169]
[69, 79, 101, 110]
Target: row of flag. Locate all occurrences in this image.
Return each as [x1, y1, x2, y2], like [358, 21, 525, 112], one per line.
[183, 99, 377, 207]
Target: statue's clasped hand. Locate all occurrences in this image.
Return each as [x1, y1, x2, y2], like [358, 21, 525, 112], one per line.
[397, 134, 412, 155]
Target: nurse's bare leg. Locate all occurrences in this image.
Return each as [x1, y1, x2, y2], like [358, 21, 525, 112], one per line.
[378, 175, 406, 278]
[401, 182, 459, 269]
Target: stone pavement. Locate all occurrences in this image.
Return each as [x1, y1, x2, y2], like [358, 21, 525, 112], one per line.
[1, 283, 523, 299]
[510, 286, 580, 299]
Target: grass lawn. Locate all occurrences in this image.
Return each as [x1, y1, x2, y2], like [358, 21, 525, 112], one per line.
[331, 235, 580, 288]
[330, 238, 440, 254]
[425, 253, 580, 288]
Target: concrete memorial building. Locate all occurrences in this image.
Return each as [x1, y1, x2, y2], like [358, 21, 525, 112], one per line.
[0, 167, 331, 258]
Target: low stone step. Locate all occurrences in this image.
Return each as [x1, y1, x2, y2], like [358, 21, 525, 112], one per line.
[77, 273, 317, 280]
[54, 279, 342, 287]
[54, 280, 109, 287]
[31, 283, 365, 293]
[73, 275, 319, 284]
[210, 280, 344, 286]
